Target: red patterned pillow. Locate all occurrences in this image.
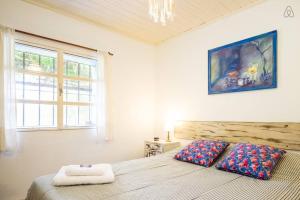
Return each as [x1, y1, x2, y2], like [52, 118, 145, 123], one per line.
[215, 143, 286, 179]
[174, 140, 229, 167]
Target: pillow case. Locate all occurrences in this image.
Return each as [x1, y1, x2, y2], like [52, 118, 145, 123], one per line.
[174, 140, 229, 167]
[215, 143, 286, 180]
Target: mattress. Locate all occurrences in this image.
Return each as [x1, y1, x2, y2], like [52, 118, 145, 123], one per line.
[26, 147, 300, 200]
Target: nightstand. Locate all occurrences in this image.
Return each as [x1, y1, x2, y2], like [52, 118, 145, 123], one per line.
[144, 140, 180, 157]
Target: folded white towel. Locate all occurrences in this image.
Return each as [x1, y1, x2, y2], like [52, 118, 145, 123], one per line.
[53, 164, 114, 186]
[65, 164, 108, 176]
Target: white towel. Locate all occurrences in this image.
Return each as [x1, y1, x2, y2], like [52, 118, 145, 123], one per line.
[53, 164, 114, 186]
[65, 164, 107, 176]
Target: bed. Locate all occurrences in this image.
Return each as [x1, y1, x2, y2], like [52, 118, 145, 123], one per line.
[26, 121, 300, 200]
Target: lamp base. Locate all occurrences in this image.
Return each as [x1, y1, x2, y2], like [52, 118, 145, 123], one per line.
[166, 131, 171, 142]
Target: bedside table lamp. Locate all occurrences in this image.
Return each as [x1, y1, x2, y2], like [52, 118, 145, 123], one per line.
[164, 121, 174, 142]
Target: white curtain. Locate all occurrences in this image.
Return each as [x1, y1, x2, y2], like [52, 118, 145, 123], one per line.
[95, 52, 113, 141]
[0, 26, 17, 152]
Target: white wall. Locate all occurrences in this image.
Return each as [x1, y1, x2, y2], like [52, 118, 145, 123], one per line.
[0, 0, 156, 199]
[1, 0, 300, 199]
[156, 0, 300, 135]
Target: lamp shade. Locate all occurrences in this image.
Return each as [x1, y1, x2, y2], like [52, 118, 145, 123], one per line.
[164, 120, 174, 132]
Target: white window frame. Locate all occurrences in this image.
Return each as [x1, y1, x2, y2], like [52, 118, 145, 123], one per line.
[15, 33, 98, 131]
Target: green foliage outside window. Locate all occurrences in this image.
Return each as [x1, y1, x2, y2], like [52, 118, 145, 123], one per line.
[41, 56, 55, 73]
[15, 50, 23, 69]
[15, 50, 56, 73]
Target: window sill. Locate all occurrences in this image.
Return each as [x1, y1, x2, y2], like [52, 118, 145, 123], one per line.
[17, 126, 96, 132]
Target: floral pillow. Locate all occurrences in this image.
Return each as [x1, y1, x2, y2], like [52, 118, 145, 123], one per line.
[174, 140, 229, 167]
[215, 143, 286, 180]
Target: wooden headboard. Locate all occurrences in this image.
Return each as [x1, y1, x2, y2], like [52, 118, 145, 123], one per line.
[174, 121, 300, 151]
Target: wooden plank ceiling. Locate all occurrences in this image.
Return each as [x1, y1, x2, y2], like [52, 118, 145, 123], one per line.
[24, 0, 265, 44]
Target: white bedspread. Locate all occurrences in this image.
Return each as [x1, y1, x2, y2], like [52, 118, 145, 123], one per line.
[26, 148, 300, 200]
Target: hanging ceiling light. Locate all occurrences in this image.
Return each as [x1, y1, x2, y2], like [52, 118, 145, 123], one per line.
[148, 0, 175, 26]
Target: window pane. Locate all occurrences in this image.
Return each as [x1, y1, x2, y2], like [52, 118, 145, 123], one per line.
[40, 76, 57, 101]
[40, 104, 57, 127]
[90, 105, 96, 125]
[40, 56, 56, 73]
[17, 103, 57, 128]
[64, 54, 96, 79]
[64, 80, 78, 102]
[91, 65, 97, 80]
[64, 61, 78, 77]
[79, 106, 90, 126]
[79, 64, 90, 78]
[15, 43, 57, 74]
[15, 43, 58, 129]
[63, 105, 95, 127]
[16, 73, 24, 99]
[63, 80, 95, 103]
[91, 82, 96, 103]
[64, 105, 78, 126]
[24, 103, 39, 127]
[17, 103, 24, 128]
[24, 74, 39, 100]
[17, 73, 57, 101]
[15, 51, 23, 69]
[79, 81, 90, 103]
[24, 52, 39, 71]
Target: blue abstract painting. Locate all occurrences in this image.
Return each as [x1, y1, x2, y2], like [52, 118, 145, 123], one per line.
[208, 31, 277, 94]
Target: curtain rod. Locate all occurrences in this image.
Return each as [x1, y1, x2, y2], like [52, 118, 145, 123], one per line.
[15, 29, 114, 56]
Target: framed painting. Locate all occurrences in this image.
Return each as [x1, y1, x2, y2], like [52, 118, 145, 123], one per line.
[208, 30, 277, 94]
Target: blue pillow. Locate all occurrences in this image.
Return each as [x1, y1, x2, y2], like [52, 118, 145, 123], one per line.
[174, 140, 229, 167]
[215, 143, 286, 179]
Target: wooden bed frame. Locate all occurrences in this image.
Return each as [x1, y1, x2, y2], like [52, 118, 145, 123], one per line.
[174, 121, 300, 151]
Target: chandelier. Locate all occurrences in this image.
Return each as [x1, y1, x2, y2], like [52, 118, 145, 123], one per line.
[148, 0, 175, 26]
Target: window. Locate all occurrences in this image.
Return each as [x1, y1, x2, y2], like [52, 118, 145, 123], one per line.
[15, 43, 58, 128]
[63, 54, 97, 127]
[15, 42, 97, 129]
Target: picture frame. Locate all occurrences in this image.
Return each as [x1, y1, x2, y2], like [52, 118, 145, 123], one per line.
[208, 30, 277, 94]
